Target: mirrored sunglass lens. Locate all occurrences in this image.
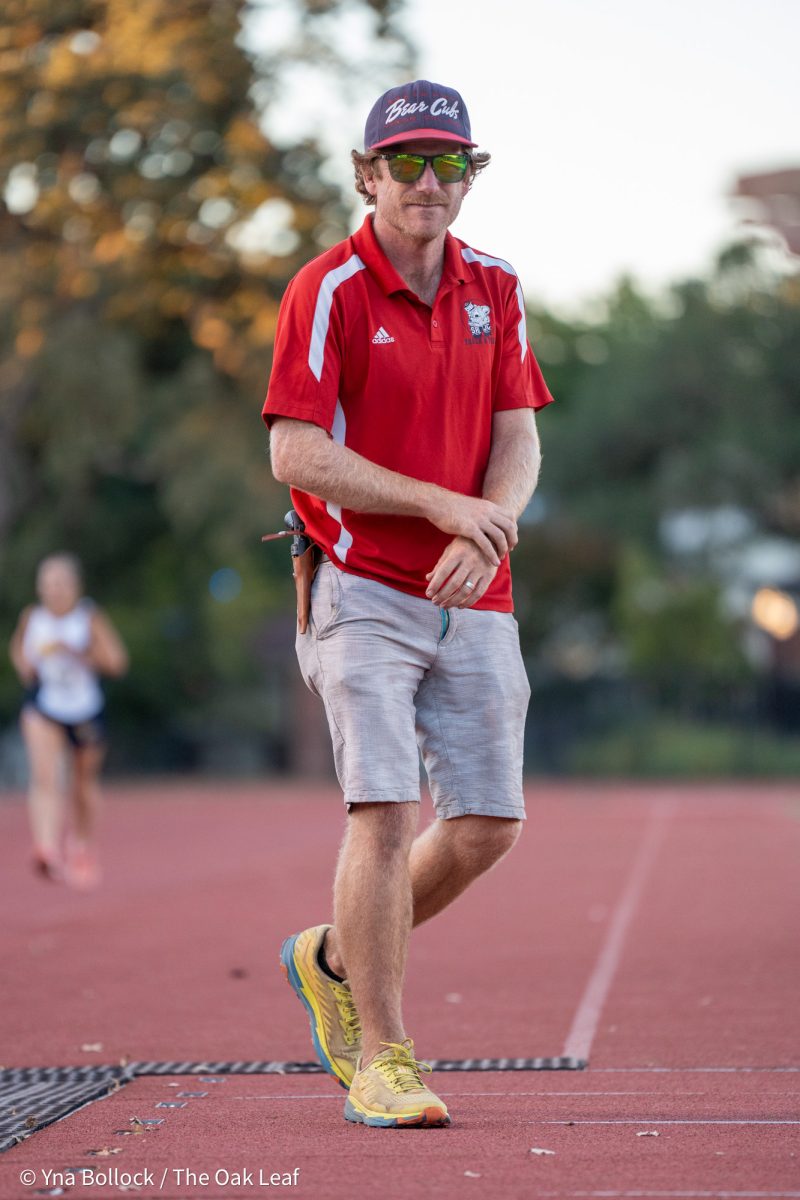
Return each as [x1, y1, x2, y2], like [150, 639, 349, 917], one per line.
[388, 155, 425, 181]
[433, 154, 468, 181]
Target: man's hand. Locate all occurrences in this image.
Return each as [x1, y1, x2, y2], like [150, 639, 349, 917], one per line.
[429, 494, 518, 566]
[270, 419, 519, 564]
[425, 536, 499, 609]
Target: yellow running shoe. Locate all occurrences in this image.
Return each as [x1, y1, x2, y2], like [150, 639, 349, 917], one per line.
[279, 924, 361, 1089]
[344, 1039, 450, 1128]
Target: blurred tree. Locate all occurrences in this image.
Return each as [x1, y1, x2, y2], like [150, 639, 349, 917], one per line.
[0, 0, 412, 762]
[613, 544, 750, 705]
[536, 242, 800, 546]
[3, 1, 795, 773]
[515, 240, 799, 746]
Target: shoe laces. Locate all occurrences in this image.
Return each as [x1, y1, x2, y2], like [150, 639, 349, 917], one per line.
[331, 981, 362, 1046]
[373, 1039, 431, 1094]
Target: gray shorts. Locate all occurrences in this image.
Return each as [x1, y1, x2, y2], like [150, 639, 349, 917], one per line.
[295, 563, 530, 820]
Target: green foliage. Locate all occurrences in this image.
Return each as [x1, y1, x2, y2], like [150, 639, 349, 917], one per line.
[509, 243, 800, 774]
[613, 545, 750, 698]
[518, 242, 800, 648]
[532, 247, 800, 545]
[568, 718, 800, 778]
[1, 2, 796, 774]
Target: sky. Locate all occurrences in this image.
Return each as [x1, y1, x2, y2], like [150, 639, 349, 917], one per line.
[248, 0, 799, 316]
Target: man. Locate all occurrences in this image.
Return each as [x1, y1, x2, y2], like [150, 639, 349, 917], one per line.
[264, 79, 553, 1128]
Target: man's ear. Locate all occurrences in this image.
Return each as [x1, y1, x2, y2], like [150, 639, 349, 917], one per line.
[364, 163, 379, 197]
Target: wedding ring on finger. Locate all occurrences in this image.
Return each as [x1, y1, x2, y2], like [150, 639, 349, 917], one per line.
[464, 580, 476, 591]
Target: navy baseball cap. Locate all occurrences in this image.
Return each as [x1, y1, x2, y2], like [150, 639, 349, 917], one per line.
[364, 80, 477, 152]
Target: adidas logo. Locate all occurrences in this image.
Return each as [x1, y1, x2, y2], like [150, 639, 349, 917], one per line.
[371, 326, 395, 344]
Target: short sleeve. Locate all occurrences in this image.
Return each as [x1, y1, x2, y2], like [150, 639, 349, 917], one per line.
[262, 272, 344, 433]
[493, 276, 554, 413]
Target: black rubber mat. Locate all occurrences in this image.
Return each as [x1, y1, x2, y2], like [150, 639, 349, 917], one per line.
[0, 1055, 585, 1151]
[0, 1066, 132, 1153]
[128, 1056, 585, 1076]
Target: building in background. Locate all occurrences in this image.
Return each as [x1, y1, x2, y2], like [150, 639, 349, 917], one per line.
[733, 168, 800, 257]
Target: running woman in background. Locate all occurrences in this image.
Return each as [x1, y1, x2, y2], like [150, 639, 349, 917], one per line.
[9, 553, 128, 889]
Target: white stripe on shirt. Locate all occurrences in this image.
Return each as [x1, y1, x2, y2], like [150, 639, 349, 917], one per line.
[308, 254, 366, 381]
[327, 400, 354, 564]
[461, 248, 527, 361]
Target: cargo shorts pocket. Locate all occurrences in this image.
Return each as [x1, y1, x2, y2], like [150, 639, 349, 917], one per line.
[309, 563, 343, 640]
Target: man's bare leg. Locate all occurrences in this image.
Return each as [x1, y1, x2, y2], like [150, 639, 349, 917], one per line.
[331, 801, 420, 1067]
[406, 814, 522, 925]
[326, 814, 521, 990]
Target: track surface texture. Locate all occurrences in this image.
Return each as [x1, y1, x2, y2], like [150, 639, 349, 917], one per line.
[1, 779, 799, 1198]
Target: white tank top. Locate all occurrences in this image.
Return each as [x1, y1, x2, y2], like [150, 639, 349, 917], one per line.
[21, 601, 104, 723]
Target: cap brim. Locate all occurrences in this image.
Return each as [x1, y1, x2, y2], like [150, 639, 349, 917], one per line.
[367, 128, 477, 151]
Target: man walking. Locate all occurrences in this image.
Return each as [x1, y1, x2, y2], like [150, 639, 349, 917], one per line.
[264, 79, 553, 1128]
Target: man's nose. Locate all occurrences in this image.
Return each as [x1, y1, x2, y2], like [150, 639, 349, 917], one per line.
[412, 162, 439, 190]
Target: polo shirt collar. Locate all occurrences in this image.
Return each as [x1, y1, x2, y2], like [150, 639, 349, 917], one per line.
[353, 215, 475, 298]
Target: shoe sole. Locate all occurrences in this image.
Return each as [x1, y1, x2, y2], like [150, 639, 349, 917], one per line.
[343, 1098, 451, 1128]
[279, 933, 352, 1090]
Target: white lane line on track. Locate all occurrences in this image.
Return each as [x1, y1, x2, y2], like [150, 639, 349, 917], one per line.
[592, 1067, 800, 1073]
[536, 1118, 800, 1125]
[562, 800, 675, 1063]
[228, 1092, 684, 1101]
[536, 1192, 800, 1198]
[230, 1094, 341, 1100]
[230, 1093, 701, 1100]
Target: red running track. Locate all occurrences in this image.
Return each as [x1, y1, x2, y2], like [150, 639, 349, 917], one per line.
[1, 779, 799, 1198]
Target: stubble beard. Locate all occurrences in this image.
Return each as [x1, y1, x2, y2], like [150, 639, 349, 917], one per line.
[384, 197, 457, 244]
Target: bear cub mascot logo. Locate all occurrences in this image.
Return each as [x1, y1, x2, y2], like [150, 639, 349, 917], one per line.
[464, 301, 492, 338]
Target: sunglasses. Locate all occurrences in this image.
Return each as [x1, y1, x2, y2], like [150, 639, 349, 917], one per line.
[376, 152, 471, 184]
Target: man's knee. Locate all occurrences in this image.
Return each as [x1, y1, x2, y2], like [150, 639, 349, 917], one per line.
[445, 814, 522, 865]
[346, 800, 419, 856]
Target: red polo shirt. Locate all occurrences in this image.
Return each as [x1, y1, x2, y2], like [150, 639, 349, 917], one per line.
[263, 215, 553, 611]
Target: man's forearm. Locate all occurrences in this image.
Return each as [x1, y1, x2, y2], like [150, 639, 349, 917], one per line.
[481, 428, 541, 518]
[271, 419, 448, 521]
[269, 417, 519, 563]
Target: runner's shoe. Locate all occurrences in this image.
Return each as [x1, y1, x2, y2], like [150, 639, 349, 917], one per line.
[344, 1039, 450, 1128]
[279, 924, 361, 1089]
